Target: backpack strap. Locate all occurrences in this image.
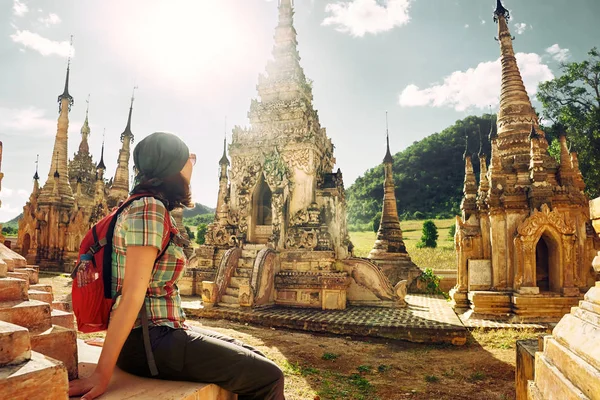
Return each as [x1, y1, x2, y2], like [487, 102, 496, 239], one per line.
[108, 195, 176, 377]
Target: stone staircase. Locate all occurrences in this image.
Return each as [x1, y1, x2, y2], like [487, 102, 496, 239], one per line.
[0, 320, 69, 399]
[0, 243, 78, 386]
[218, 244, 264, 308]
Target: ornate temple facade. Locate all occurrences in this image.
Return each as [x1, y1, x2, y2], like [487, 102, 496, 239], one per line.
[450, 0, 599, 320]
[185, 0, 405, 310]
[367, 123, 421, 288]
[15, 61, 133, 270]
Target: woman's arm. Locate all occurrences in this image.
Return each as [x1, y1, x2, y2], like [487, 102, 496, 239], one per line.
[68, 245, 158, 400]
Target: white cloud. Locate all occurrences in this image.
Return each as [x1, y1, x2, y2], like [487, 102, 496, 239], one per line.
[38, 13, 61, 27]
[464, 24, 469, 28]
[399, 52, 554, 112]
[322, 0, 412, 37]
[10, 30, 72, 57]
[13, 0, 28, 17]
[0, 107, 57, 135]
[514, 22, 527, 35]
[546, 44, 570, 62]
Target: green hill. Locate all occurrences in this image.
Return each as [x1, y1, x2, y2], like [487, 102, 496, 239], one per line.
[183, 203, 214, 218]
[1, 214, 22, 229]
[347, 114, 496, 226]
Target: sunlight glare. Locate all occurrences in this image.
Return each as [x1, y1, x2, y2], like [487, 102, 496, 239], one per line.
[132, 1, 246, 83]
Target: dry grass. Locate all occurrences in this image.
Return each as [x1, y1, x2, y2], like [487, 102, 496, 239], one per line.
[350, 219, 456, 270]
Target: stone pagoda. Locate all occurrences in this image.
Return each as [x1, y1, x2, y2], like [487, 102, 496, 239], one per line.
[185, 0, 406, 310]
[450, 0, 599, 321]
[15, 59, 131, 271]
[367, 117, 420, 288]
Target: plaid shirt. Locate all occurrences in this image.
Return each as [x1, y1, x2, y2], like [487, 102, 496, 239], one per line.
[111, 197, 186, 329]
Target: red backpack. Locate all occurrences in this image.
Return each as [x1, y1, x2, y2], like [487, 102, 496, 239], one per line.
[71, 194, 174, 334]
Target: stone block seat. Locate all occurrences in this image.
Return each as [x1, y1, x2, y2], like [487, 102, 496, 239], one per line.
[0, 248, 79, 381]
[73, 340, 237, 400]
[0, 320, 69, 400]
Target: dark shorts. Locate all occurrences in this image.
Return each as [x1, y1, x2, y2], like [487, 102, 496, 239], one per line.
[117, 325, 285, 400]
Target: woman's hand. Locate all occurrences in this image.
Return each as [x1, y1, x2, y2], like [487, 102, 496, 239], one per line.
[68, 371, 110, 400]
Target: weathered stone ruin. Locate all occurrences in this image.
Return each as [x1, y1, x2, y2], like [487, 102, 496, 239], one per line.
[183, 0, 406, 310]
[451, 0, 599, 321]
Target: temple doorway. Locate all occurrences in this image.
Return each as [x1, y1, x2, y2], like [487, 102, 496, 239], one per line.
[535, 232, 561, 292]
[250, 175, 273, 243]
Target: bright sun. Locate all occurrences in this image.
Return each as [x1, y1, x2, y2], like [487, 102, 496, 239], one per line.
[115, 1, 253, 84]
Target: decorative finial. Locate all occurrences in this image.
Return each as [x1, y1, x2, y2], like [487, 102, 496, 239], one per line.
[53, 151, 60, 178]
[97, 129, 107, 170]
[463, 131, 470, 161]
[488, 106, 498, 140]
[131, 85, 137, 108]
[33, 154, 39, 180]
[493, 0, 510, 23]
[85, 94, 90, 118]
[58, 35, 74, 112]
[529, 123, 541, 140]
[383, 111, 393, 164]
[219, 116, 230, 166]
[121, 86, 137, 142]
[478, 125, 484, 157]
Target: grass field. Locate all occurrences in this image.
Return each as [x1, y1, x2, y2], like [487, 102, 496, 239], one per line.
[350, 218, 456, 270]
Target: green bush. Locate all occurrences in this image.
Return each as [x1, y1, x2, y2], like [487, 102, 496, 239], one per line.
[196, 224, 208, 245]
[185, 226, 195, 240]
[418, 268, 443, 295]
[416, 220, 438, 248]
[448, 224, 456, 240]
[371, 212, 382, 233]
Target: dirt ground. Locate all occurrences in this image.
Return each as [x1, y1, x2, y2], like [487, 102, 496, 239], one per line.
[43, 273, 539, 400]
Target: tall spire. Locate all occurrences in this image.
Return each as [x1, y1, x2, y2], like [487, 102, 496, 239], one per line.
[120, 86, 136, 142]
[58, 36, 74, 113]
[383, 111, 393, 164]
[109, 88, 137, 207]
[493, 0, 538, 157]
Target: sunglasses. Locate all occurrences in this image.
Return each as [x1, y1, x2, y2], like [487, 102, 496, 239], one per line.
[189, 153, 196, 166]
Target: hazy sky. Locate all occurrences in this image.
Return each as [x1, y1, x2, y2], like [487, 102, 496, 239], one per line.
[1, 0, 599, 222]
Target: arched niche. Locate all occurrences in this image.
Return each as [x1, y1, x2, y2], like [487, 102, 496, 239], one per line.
[249, 174, 273, 244]
[534, 228, 562, 293]
[515, 205, 575, 292]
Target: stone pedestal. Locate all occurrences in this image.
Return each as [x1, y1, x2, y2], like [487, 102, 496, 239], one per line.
[528, 282, 600, 399]
[516, 339, 539, 400]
